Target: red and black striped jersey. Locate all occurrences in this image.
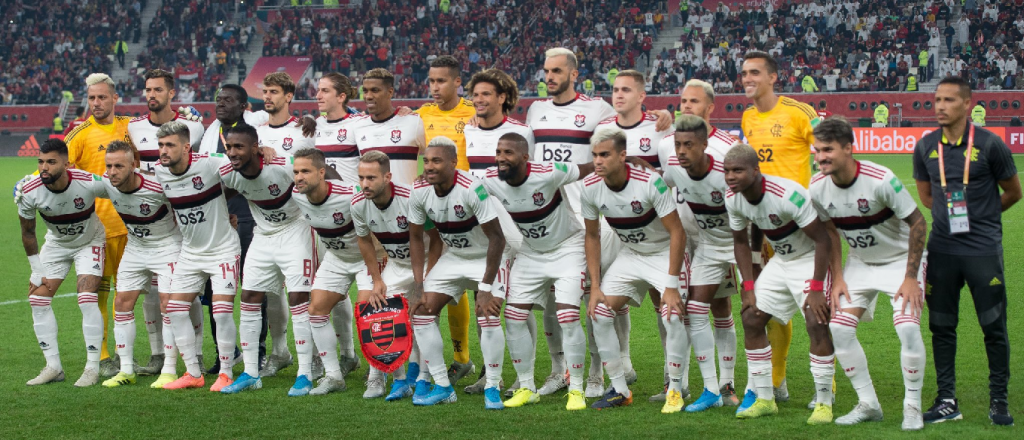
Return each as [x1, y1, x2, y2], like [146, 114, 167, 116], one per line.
[580, 164, 677, 255]
[464, 116, 535, 178]
[18, 169, 107, 248]
[355, 111, 426, 185]
[221, 155, 307, 236]
[154, 153, 240, 256]
[725, 174, 817, 262]
[101, 172, 182, 249]
[598, 114, 671, 170]
[351, 182, 415, 266]
[292, 180, 360, 262]
[482, 161, 582, 253]
[409, 170, 501, 259]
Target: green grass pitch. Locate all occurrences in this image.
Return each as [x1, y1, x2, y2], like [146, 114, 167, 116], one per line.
[0, 155, 1020, 439]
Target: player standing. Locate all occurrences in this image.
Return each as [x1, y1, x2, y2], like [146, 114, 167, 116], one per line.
[581, 128, 687, 410]
[464, 69, 535, 178]
[156, 121, 242, 391]
[355, 68, 426, 185]
[314, 72, 371, 183]
[723, 144, 835, 423]
[810, 118, 927, 430]
[408, 137, 513, 409]
[19, 139, 107, 387]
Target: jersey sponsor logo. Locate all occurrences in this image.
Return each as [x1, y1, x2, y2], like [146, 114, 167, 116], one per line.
[282, 137, 294, 151]
[390, 130, 402, 143]
[631, 200, 643, 214]
[769, 213, 783, 226]
[533, 191, 546, 206]
[337, 128, 347, 142]
[857, 198, 870, 214]
[139, 203, 151, 216]
[574, 114, 586, 127]
[710, 190, 724, 204]
[74, 197, 85, 210]
[192, 176, 205, 190]
[268, 184, 281, 197]
[639, 137, 652, 152]
[333, 212, 346, 224]
[396, 215, 409, 229]
[789, 191, 806, 208]
[454, 204, 467, 218]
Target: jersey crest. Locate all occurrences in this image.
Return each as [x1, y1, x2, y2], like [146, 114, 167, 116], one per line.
[454, 204, 467, 218]
[639, 137, 651, 152]
[769, 213, 783, 226]
[396, 215, 409, 229]
[337, 128, 347, 142]
[574, 114, 586, 128]
[74, 197, 85, 210]
[268, 184, 281, 197]
[139, 203, 151, 216]
[631, 200, 643, 214]
[390, 130, 402, 143]
[857, 198, 870, 214]
[533, 191, 546, 206]
[282, 137, 294, 151]
[333, 212, 346, 225]
[192, 176, 205, 190]
[711, 190, 724, 204]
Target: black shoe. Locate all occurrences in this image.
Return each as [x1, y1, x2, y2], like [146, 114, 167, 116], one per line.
[990, 399, 1014, 426]
[923, 398, 962, 423]
[205, 362, 220, 376]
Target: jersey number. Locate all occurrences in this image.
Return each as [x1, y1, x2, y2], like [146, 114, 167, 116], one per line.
[177, 211, 206, 225]
[758, 148, 774, 162]
[845, 234, 878, 249]
[617, 231, 647, 244]
[443, 237, 471, 248]
[773, 243, 795, 255]
[541, 147, 572, 162]
[519, 225, 550, 239]
[56, 224, 85, 235]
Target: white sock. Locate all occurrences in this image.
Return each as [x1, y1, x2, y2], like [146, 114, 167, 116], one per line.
[189, 297, 203, 356]
[659, 314, 669, 386]
[114, 311, 136, 375]
[161, 314, 178, 375]
[593, 303, 627, 394]
[393, 363, 407, 381]
[412, 315, 450, 387]
[558, 309, 586, 392]
[662, 305, 688, 393]
[30, 295, 61, 371]
[142, 287, 162, 356]
[686, 301, 719, 393]
[714, 316, 737, 388]
[212, 301, 236, 379]
[78, 292, 102, 371]
[542, 295, 565, 373]
[310, 314, 341, 379]
[167, 300, 200, 377]
[586, 313, 603, 378]
[746, 346, 773, 400]
[268, 289, 290, 358]
[479, 315, 504, 389]
[810, 353, 836, 405]
[830, 311, 878, 406]
[368, 366, 385, 381]
[680, 316, 691, 388]
[505, 306, 536, 391]
[290, 302, 312, 377]
[894, 305, 925, 408]
[239, 302, 262, 376]
[614, 306, 632, 372]
[332, 298, 355, 358]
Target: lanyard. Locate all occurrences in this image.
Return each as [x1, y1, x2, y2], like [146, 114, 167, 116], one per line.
[938, 123, 973, 192]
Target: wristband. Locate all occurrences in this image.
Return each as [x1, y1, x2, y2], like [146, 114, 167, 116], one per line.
[665, 274, 680, 290]
[478, 282, 493, 292]
[742, 280, 755, 292]
[751, 252, 762, 265]
[807, 279, 824, 291]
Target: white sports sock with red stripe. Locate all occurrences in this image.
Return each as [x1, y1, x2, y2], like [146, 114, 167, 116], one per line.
[810, 353, 836, 405]
[412, 315, 450, 387]
[190, 297, 203, 356]
[686, 301, 719, 393]
[142, 287, 162, 356]
[662, 305, 688, 393]
[212, 301, 236, 379]
[542, 294, 564, 374]
[290, 302, 312, 377]
[830, 311, 877, 406]
[332, 298, 355, 358]
[558, 308, 585, 392]
[114, 311, 136, 375]
[714, 316, 737, 388]
[593, 303, 627, 394]
[746, 346, 773, 400]
[894, 302, 925, 408]
[78, 292, 102, 371]
[167, 300, 201, 377]
[161, 314, 178, 375]
[680, 315, 691, 389]
[239, 302, 262, 376]
[268, 288, 290, 358]
[614, 306, 632, 373]
[30, 295, 61, 371]
[586, 313, 603, 378]
[310, 314, 342, 379]
[479, 315, 505, 389]
[504, 306, 536, 391]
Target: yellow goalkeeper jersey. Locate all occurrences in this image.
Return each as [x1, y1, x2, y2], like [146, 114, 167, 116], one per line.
[416, 98, 476, 171]
[741, 96, 819, 188]
[64, 115, 131, 238]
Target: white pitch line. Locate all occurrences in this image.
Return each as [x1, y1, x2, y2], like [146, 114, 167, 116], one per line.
[0, 292, 77, 306]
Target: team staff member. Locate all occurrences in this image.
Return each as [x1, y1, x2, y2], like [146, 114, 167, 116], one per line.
[414, 55, 478, 384]
[739, 51, 820, 406]
[913, 77, 1021, 426]
[64, 73, 131, 377]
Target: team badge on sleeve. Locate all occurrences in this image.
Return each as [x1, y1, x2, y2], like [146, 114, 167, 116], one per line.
[356, 296, 413, 373]
[192, 176, 205, 190]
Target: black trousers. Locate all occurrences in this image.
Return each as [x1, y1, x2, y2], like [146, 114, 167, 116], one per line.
[925, 251, 1010, 401]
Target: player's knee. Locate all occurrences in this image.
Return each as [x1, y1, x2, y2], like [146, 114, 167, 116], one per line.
[740, 309, 766, 332]
[114, 293, 135, 311]
[828, 319, 857, 345]
[710, 297, 732, 317]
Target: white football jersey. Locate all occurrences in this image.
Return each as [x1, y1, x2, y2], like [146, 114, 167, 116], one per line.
[355, 112, 426, 185]
[256, 116, 315, 156]
[221, 156, 306, 236]
[351, 182, 415, 266]
[482, 162, 582, 253]
[18, 170, 106, 248]
[155, 153, 240, 256]
[101, 172, 182, 249]
[315, 113, 371, 183]
[580, 164, 677, 255]
[662, 154, 732, 253]
[810, 160, 917, 264]
[726, 174, 818, 262]
[657, 125, 737, 176]
[598, 115, 672, 170]
[127, 114, 205, 172]
[197, 112, 272, 155]
[464, 117, 536, 178]
[291, 180, 360, 262]
[409, 170, 501, 259]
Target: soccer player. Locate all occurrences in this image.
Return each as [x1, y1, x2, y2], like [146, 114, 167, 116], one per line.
[581, 127, 687, 411]
[723, 143, 835, 423]
[314, 72, 371, 183]
[414, 56, 478, 386]
[156, 121, 242, 391]
[290, 148, 367, 396]
[408, 137, 513, 409]
[809, 117, 927, 430]
[19, 139, 107, 387]
[211, 124, 320, 396]
[64, 73, 131, 377]
[740, 51, 821, 405]
[352, 151, 444, 401]
[464, 69, 535, 178]
[94, 141, 182, 388]
[126, 69, 205, 375]
[657, 79, 741, 405]
[355, 68, 427, 186]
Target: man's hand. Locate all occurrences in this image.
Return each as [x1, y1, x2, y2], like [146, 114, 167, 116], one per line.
[177, 106, 203, 123]
[740, 287, 760, 316]
[625, 156, 657, 173]
[368, 279, 388, 310]
[661, 287, 685, 320]
[649, 109, 674, 131]
[229, 214, 238, 229]
[259, 146, 278, 164]
[803, 280, 829, 325]
[298, 115, 317, 138]
[829, 278, 851, 319]
[13, 174, 33, 205]
[894, 277, 924, 318]
[475, 290, 503, 318]
[396, 106, 414, 117]
[466, 115, 481, 128]
[587, 287, 606, 320]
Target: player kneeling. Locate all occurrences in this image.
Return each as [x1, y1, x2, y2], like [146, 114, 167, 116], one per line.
[580, 128, 688, 411]
[408, 137, 513, 409]
[810, 118, 927, 431]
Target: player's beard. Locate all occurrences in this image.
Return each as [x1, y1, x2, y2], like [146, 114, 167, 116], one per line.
[265, 102, 281, 115]
[40, 172, 59, 184]
[148, 99, 167, 113]
[496, 164, 520, 181]
[551, 80, 571, 97]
